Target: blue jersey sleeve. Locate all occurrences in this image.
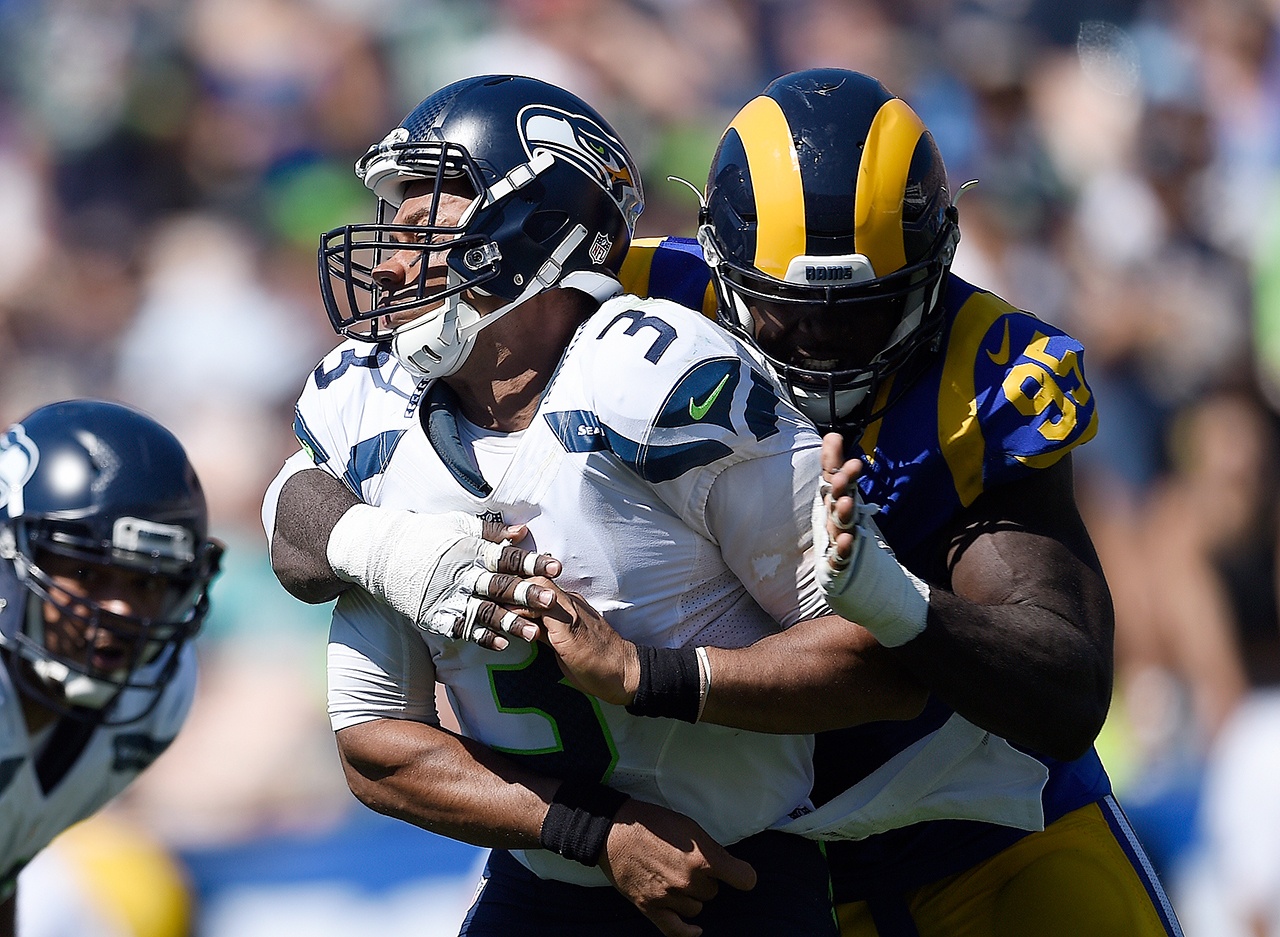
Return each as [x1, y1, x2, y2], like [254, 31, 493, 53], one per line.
[940, 287, 1098, 506]
[618, 237, 717, 319]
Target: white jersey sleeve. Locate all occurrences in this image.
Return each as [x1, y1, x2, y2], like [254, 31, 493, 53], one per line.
[261, 449, 314, 551]
[290, 338, 427, 501]
[560, 295, 827, 627]
[706, 446, 829, 627]
[328, 587, 439, 732]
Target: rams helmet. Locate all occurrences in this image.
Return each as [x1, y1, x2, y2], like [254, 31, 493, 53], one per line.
[700, 68, 960, 432]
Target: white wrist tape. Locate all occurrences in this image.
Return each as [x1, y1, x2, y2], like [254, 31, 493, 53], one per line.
[327, 504, 498, 627]
[811, 484, 930, 647]
[694, 646, 712, 722]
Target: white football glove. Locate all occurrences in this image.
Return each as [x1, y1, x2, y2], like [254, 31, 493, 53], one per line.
[326, 504, 511, 636]
[424, 566, 542, 642]
[812, 479, 930, 647]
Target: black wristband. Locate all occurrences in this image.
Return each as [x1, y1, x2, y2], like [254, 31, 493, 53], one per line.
[625, 645, 701, 722]
[539, 778, 630, 866]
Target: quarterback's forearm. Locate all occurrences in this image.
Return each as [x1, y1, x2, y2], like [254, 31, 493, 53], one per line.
[337, 718, 560, 850]
[269, 466, 358, 603]
[698, 616, 928, 733]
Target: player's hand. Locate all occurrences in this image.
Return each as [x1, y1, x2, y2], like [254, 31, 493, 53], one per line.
[423, 538, 563, 651]
[813, 433, 931, 647]
[466, 574, 638, 705]
[601, 798, 756, 937]
[817, 432, 868, 571]
[328, 505, 563, 650]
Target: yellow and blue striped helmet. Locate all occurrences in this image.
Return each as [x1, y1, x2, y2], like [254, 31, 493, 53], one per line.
[699, 68, 959, 432]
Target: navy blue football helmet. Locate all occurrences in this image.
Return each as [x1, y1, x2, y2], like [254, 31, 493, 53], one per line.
[318, 74, 644, 379]
[700, 69, 960, 434]
[0, 400, 222, 725]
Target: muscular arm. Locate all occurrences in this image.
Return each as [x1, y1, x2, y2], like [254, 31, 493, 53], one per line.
[705, 456, 1111, 759]
[338, 717, 755, 937]
[891, 455, 1113, 761]
[698, 617, 926, 732]
[268, 466, 358, 603]
[336, 717, 557, 849]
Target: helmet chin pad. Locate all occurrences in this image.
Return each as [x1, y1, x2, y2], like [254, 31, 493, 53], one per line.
[30, 657, 119, 710]
[789, 383, 870, 424]
[391, 277, 481, 380]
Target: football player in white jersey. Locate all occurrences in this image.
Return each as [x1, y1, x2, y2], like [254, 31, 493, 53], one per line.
[0, 399, 222, 935]
[264, 74, 926, 937]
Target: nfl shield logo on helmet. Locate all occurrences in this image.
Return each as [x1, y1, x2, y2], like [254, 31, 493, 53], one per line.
[589, 232, 612, 265]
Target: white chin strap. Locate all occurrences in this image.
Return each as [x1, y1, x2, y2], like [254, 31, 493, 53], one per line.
[392, 223, 594, 380]
[30, 657, 119, 709]
[790, 384, 871, 424]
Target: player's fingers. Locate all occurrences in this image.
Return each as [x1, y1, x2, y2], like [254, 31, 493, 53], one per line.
[443, 606, 508, 651]
[835, 531, 855, 565]
[829, 459, 863, 499]
[657, 894, 705, 921]
[471, 571, 558, 610]
[820, 432, 846, 477]
[481, 519, 526, 544]
[463, 596, 538, 644]
[831, 494, 858, 532]
[708, 850, 756, 893]
[643, 907, 702, 937]
[478, 542, 563, 578]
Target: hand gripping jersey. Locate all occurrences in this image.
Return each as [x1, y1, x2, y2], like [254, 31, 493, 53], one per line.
[813, 273, 1112, 900]
[0, 646, 195, 900]
[298, 293, 827, 887]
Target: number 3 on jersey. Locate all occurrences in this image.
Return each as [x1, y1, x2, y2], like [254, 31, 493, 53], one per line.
[488, 644, 619, 782]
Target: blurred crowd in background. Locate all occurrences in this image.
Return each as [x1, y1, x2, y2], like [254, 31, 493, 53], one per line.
[1, 0, 1279, 934]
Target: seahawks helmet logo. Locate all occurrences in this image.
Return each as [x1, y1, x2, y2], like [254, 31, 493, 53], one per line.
[518, 105, 642, 230]
[0, 426, 37, 518]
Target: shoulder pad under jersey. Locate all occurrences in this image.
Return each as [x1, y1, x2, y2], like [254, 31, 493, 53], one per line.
[553, 295, 815, 485]
[618, 236, 716, 319]
[293, 338, 425, 494]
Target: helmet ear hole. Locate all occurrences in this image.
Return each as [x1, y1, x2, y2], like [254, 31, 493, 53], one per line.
[524, 210, 570, 244]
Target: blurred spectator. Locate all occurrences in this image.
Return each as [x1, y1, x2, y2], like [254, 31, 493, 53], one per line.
[1171, 388, 1280, 936]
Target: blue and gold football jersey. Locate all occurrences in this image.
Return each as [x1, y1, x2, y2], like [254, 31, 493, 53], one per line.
[852, 274, 1098, 557]
[633, 244, 1113, 899]
[812, 274, 1110, 902]
[618, 236, 718, 318]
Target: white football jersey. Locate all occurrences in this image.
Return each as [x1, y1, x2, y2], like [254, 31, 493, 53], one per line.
[0, 645, 195, 899]
[299, 295, 827, 885]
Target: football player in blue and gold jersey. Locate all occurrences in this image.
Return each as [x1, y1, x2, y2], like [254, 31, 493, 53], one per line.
[692, 66, 1179, 937]
[482, 69, 1183, 937]
[265, 67, 1184, 937]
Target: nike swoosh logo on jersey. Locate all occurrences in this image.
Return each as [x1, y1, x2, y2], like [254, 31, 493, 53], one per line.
[689, 374, 731, 420]
[987, 321, 1011, 365]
